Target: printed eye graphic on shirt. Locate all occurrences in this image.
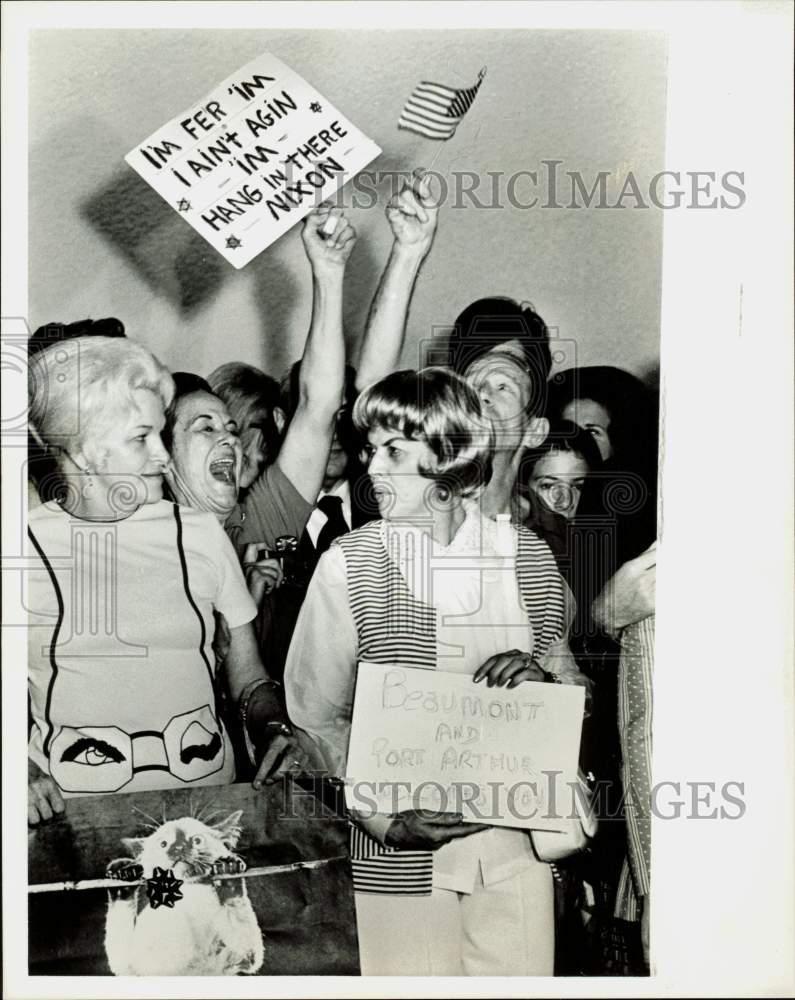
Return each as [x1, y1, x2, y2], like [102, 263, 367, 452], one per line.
[59, 736, 127, 766]
[51, 726, 133, 793]
[48, 707, 225, 793]
[180, 721, 222, 764]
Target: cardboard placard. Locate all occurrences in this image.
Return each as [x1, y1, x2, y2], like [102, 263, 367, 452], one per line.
[345, 662, 585, 832]
[125, 52, 381, 267]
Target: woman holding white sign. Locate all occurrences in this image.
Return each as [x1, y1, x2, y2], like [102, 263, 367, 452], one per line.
[285, 367, 589, 976]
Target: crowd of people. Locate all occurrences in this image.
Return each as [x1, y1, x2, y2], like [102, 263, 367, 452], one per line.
[26, 169, 657, 977]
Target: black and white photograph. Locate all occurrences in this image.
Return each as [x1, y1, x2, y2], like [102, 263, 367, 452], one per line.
[2, 2, 793, 997]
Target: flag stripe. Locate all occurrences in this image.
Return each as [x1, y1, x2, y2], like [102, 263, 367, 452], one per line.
[415, 81, 459, 100]
[403, 105, 458, 130]
[400, 110, 457, 133]
[399, 121, 456, 140]
[407, 94, 454, 116]
[398, 119, 456, 140]
[404, 101, 453, 124]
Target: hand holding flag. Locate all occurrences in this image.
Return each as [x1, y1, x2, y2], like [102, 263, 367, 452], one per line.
[386, 168, 439, 255]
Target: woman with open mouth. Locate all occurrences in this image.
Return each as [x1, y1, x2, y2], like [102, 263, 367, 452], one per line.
[26, 336, 307, 828]
[164, 203, 358, 579]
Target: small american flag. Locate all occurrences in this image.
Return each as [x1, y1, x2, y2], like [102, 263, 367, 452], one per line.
[398, 68, 486, 140]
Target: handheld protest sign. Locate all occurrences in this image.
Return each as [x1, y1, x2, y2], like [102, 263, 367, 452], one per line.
[345, 662, 585, 832]
[28, 780, 359, 975]
[125, 52, 381, 268]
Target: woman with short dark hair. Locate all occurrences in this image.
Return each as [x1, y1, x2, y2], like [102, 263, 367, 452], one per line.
[285, 366, 588, 976]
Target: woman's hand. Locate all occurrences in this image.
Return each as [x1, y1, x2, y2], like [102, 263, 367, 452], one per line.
[301, 203, 357, 275]
[251, 728, 318, 789]
[241, 543, 284, 605]
[591, 543, 656, 637]
[386, 168, 439, 256]
[242, 681, 320, 788]
[473, 649, 547, 688]
[28, 758, 65, 826]
[384, 810, 487, 850]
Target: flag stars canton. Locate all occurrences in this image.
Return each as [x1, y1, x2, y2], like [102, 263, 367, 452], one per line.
[177, 198, 192, 212]
[225, 236, 242, 249]
[448, 82, 481, 118]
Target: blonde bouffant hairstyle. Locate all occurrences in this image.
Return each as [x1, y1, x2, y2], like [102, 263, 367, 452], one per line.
[353, 367, 494, 498]
[28, 336, 174, 457]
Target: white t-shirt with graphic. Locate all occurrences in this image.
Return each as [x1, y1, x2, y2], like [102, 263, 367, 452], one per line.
[27, 500, 256, 796]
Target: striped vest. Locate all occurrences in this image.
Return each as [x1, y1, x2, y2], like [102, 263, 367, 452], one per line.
[337, 519, 566, 895]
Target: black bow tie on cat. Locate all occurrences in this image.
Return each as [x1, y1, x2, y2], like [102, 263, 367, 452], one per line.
[314, 494, 349, 555]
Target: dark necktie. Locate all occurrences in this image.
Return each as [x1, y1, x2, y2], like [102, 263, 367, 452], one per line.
[314, 494, 349, 555]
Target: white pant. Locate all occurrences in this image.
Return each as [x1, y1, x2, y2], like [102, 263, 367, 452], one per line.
[354, 862, 554, 977]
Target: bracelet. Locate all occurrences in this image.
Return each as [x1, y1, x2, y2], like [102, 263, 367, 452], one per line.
[541, 669, 563, 684]
[239, 678, 287, 768]
[520, 652, 559, 683]
[264, 721, 294, 737]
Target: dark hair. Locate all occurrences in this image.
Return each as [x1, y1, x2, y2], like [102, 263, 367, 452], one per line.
[207, 363, 283, 468]
[523, 418, 603, 477]
[353, 367, 494, 499]
[546, 366, 657, 470]
[28, 317, 125, 357]
[549, 366, 658, 571]
[448, 297, 552, 416]
[161, 371, 216, 453]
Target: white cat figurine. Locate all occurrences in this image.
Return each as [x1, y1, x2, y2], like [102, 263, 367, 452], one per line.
[104, 810, 265, 976]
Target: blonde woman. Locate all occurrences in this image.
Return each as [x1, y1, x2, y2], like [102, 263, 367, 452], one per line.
[27, 337, 304, 825]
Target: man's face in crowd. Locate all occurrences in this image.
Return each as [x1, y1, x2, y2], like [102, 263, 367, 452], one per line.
[464, 339, 545, 451]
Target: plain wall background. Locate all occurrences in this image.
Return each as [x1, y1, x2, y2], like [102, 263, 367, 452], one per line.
[29, 29, 666, 382]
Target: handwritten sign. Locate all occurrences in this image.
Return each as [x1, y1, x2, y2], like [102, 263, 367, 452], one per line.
[125, 53, 381, 268]
[345, 662, 585, 832]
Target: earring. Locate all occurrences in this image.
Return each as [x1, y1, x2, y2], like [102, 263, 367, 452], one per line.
[78, 461, 96, 499]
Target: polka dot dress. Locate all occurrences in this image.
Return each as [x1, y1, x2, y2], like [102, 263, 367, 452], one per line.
[615, 615, 654, 919]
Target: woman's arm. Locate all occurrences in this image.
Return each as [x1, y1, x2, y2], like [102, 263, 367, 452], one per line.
[284, 546, 359, 774]
[355, 169, 439, 393]
[211, 516, 311, 784]
[275, 205, 356, 502]
[225, 620, 315, 787]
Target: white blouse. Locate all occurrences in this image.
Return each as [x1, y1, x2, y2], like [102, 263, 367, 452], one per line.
[285, 505, 582, 892]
